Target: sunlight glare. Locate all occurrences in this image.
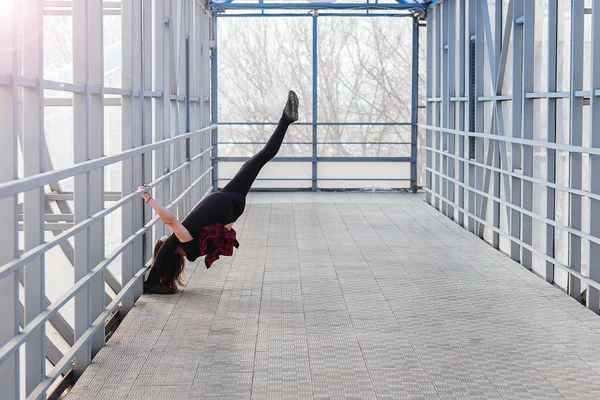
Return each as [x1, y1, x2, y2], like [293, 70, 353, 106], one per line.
[0, 0, 14, 17]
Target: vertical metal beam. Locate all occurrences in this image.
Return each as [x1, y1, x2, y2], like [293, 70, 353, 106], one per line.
[131, 0, 144, 302]
[467, 0, 476, 233]
[189, 0, 199, 204]
[121, 0, 135, 314]
[434, 4, 442, 209]
[521, 0, 534, 269]
[410, 17, 419, 193]
[72, 0, 93, 378]
[474, 0, 485, 233]
[153, 0, 167, 240]
[184, 1, 192, 214]
[457, 0, 466, 227]
[491, 0, 502, 249]
[186, 38, 191, 162]
[312, 13, 318, 192]
[510, 0, 524, 262]
[447, 0, 456, 219]
[211, 16, 218, 191]
[441, 1, 449, 216]
[425, 6, 434, 204]
[164, 1, 173, 221]
[22, 0, 45, 394]
[172, 0, 186, 215]
[190, 1, 197, 202]
[587, 0, 600, 313]
[205, 13, 212, 194]
[545, 0, 558, 284]
[88, 0, 106, 358]
[195, 4, 206, 201]
[569, 0, 584, 301]
[141, 0, 153, 297]
[0, 1, 20, 397]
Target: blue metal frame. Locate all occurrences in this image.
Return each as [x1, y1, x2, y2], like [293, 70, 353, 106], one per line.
[211, 0, 428, 191]
[210, 1, 434, 12]
[217, 13, 415, 18]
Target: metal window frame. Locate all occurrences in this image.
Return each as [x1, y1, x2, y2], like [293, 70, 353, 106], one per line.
[211, 3, 424, 192]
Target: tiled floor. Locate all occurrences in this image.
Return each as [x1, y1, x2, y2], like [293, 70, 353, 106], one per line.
[67, 193, 600, 399]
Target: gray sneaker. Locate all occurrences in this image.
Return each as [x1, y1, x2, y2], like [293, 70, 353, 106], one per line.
[283, 90, 299, 122]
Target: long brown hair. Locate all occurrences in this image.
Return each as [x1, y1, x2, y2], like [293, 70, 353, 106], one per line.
[152, 239, 186, 289]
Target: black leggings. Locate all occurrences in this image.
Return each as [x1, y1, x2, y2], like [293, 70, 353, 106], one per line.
[221, 116, 291, 196]
[146, 116, 291, 286]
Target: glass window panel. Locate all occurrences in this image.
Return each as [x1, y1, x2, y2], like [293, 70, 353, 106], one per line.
[317, 17, 413, 123]
[557, 0, 571, 92]
[533, 99, 547, 181]
[218, 17, 313, 123]
[583, 13, 592, 90]
[533, 1, 548, 92]
[218, 124, 312, 158]
[44, 15, 73, 83]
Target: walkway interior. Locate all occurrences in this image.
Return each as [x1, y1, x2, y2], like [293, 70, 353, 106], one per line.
[66, 193, 600, 400]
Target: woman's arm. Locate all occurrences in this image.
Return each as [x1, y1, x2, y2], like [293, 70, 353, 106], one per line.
[139, 185, 193, 242]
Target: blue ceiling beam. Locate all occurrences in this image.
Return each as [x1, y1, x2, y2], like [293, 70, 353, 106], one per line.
[209, 2, 431, 12]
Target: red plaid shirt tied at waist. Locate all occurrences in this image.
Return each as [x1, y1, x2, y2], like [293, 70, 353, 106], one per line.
[197, 222, 239, 268]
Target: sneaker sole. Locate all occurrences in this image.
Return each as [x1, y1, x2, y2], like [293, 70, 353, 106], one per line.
[288, 90, 299, 122]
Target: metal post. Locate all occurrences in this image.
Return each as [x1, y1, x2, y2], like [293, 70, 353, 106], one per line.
[186, 37, 191, 162]
[203, 12, 211, 196]
[211, 16, 219, 191]
[141, 0, 153, 295]
[411, 17, 419, 193]
[153, 0, 166, 240]
[546, 0, 558, 284]
[447, 0, 456, 218]
[467, 0, 476, 233]
[569, 0, 584, 302]
[164, 1, 173, 220]
[435, 4, 442, 209]
[457, 0, 466, 226]
[132, 0, 144, 298]
[521, 0, 534, 269]
[425, 6, 433, 204]
[0, 1, 19, 395]
[510, 0, 524, 262]
[441, 1, 449, 216]
[121, 0, 136, 314]
[73, 0, 92, 378]
[88, 0, 106, 358]
[312, 13, 318, 192]
[588, 0, 600, 313]
[22, 0, 45, 393]
[474, 0, 484, 233]
[491, 0, 502, 249]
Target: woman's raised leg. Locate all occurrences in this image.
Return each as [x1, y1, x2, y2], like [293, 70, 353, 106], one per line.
[221, 90, 299, 196]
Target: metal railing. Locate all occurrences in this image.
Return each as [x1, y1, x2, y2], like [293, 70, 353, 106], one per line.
[215, 121, 417, 191]
[0, 125, 215, 399]
[0, 1, 216, 398]
[424, 0, 600, 314]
